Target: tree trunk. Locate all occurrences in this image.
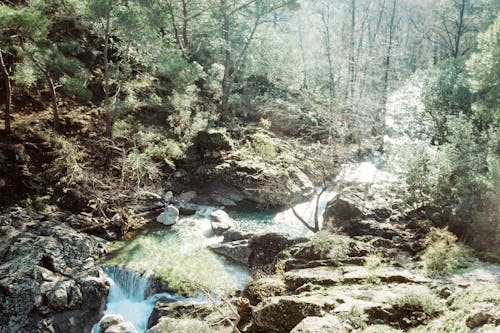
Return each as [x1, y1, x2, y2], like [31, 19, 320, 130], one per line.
[380, 0, 397, 143]
[347, 0, 356, 106]
[453, 0, 466, 58]
[0, 51, 11, 135]
[103, 15, 113, 139]
[298, 18, 308, 90]
[321, 6, 335, 111]
[45, 71, 59, 131]
[220, 0, 232, 121]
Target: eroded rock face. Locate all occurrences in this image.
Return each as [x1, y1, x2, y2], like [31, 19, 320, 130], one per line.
[0, 207, 109, 333]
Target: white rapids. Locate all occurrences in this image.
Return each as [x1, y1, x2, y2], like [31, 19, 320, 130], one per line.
[91, 266, 184, 333]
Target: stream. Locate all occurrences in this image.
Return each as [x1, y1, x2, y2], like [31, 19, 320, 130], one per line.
[91, 160, 392, 333]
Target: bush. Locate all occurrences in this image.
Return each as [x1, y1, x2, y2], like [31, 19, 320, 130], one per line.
[389, 285, 443, 328]
[251, 132, 278, 160]
[420, 228, 471, 276]
[45, 133, 90, 186]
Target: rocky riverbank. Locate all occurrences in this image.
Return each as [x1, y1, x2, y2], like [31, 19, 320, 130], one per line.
[144, 186, 500, 333]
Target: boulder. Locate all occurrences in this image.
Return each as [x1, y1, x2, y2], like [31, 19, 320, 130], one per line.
[179, 191, 197, 203]
[156, 205, 179, 226]
[148, 300, 213, 329]
[280, 233, 374, 271]
[324, 193, 364, 224]
[290, 315, 348, 333]
[209, 240, 251, 265]
[0, 207, 109, 333]
[249, 233, 308, 269]
[222, 229, 258, 242]
[466, 304, 500, 329]
[104, 322, 138, 333]
[100, 314, 124, 332]
[210, 210, 236, 235]
[284, 267, 342, 291]
[252, 295, 335, 333]
[244, 275, 287, 305]
[195, 129, 233, 152]
[147, 317, 215, 333]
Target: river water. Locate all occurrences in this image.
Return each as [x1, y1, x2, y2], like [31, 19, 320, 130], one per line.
[92, 160, 391, 332]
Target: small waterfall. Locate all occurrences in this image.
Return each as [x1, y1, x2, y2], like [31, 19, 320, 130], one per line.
[104, 266, 152, 300]
[92, 266, 183, 333]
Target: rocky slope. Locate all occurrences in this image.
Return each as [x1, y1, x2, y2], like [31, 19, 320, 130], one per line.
[146, 186, 500, 333]
[0, 208, 109, 333]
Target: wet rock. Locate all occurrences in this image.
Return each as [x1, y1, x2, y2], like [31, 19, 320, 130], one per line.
[290, 314, 348, 333]
[104, 322, 138, 333]
[179, 191, 197, 203]
[209, 240, 251, 265]
[222, 229, 258, 242]
[148, 300, 213, 329]
[100, 314, 124, 332]
[210, 210, 236, 235]
[156, 205, 179, 226]
[252, 294, 335, 333]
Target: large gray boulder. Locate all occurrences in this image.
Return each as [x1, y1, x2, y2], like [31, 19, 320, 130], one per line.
[156, 205, 179, 226]
[0, 207, 109, 333]
[210, 210, 236, 235]
[209, 240, 251, 265]
[252, 294, 334, 333]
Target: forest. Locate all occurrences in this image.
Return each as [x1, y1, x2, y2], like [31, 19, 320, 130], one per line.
[0, 0, 499, 333]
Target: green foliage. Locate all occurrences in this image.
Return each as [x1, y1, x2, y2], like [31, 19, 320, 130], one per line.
[115, 121, 185, 186]
[364, 253, 385, 271]
[467, 14, 500, 130]
[251, 132, 278, 160]
[44, 133, 90, 186]
[12, 63, 37, 88]
[420, 228, 472, 276]
[408, 284, 500, 333]
[422, 61, 472, 144]
[310, 231, 349, 261]
[0, 5, 48, 43]
[389, 285, 443, 317]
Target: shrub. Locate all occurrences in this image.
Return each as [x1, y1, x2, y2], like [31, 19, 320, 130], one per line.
[420, 227, 471, 276]
[251, 132, 278, 160]
[46, 134, 90, 186]
[364, 253, 385, 271]
[389, 285, 443, 328]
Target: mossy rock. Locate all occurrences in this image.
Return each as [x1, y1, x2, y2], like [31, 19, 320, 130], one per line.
[195, 129, 233, 152]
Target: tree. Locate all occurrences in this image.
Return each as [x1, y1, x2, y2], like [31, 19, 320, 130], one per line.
[0, 5, 48, 134]
[218, 0, 299, 120]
